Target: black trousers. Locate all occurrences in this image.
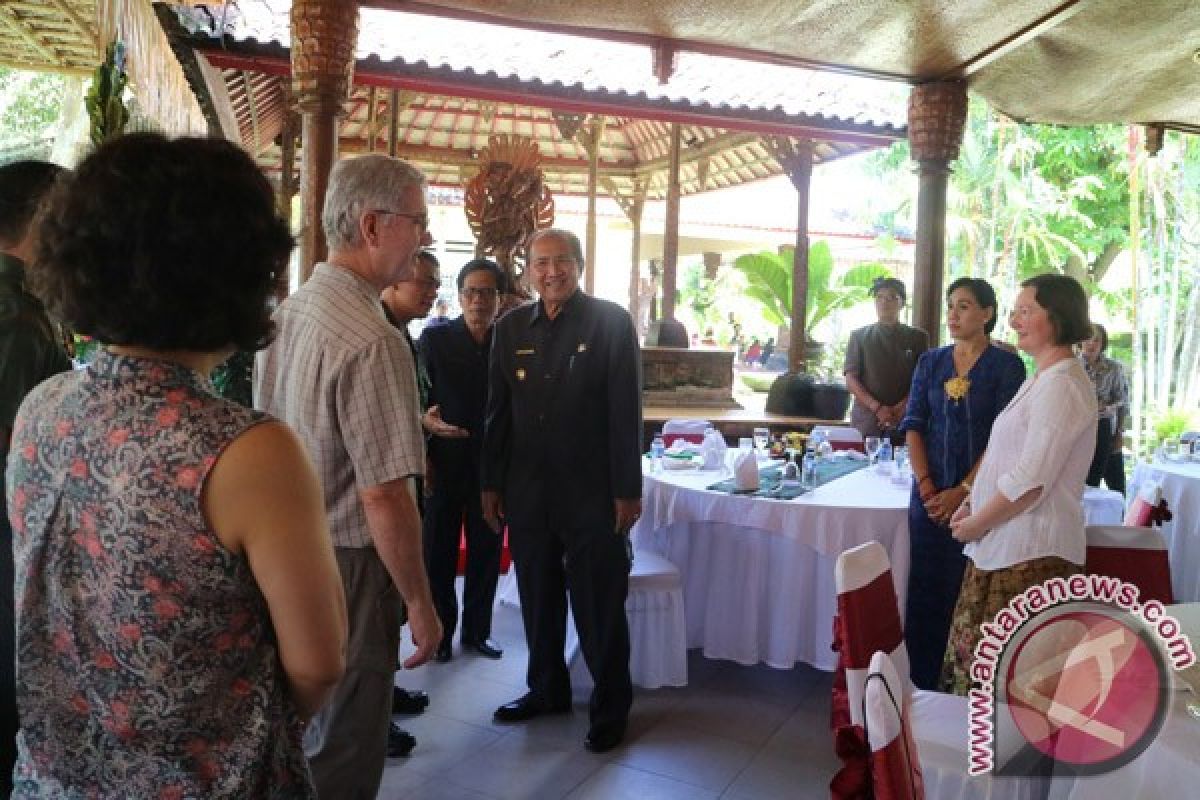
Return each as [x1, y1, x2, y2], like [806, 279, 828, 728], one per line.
[1, 505, 17, 797]
[1086, 418, 1125, 493]
[423, 475, 501, 646]
[507, 507, 632, 729]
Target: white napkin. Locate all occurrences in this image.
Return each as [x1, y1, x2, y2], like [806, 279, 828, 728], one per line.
[701, 429, 727, 470]
[732, 450, 760, 491]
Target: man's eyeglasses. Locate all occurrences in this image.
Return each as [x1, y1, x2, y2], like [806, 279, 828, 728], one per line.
[529, 255, 577, 271]
[461, 287, 499, 300]
[402, 278, 441, 291]
[372, 208, 429, 230]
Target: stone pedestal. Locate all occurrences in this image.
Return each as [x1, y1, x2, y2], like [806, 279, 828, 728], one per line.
[641, 346, 738, 409]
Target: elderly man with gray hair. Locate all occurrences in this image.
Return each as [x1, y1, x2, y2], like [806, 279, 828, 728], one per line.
[255, 155, 441, 798]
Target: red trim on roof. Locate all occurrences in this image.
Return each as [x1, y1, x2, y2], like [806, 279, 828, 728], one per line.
[198, 47, 903, 146]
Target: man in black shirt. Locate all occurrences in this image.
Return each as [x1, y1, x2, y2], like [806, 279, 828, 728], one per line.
[419, 258, 506, 664]
[482, 229, 643, 754]
[0, 160, 70, 794]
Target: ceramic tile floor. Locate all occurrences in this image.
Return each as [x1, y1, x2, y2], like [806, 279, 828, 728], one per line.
[378, 597, 838, 799]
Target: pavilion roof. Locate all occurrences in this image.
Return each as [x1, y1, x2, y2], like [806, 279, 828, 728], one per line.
[365, 0, 1200, 133]
[159, 3, 906, 200]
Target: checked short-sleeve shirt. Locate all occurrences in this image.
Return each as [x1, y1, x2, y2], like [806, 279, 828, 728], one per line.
[254, 262, 424, 548]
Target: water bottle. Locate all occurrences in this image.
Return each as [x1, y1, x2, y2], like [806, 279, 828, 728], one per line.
[879, 438, 893, 464]
[801, 451, 817, 490]
[651, 434, 666, 473]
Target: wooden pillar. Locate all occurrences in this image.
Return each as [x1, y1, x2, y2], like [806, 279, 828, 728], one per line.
[583, 116, 606, 294]
[661, 123, 682, 320]
[770, 137, 814, 372]
[290, 0, 358, 281]
[907, 81, 967, 346]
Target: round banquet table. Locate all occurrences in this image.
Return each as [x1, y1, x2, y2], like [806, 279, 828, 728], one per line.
[1130, 459, 1200, 602]
[630, 462, 1130, 672]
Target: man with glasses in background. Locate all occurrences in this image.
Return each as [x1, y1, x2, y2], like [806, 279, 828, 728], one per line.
[255, 155, 441, 797]
[482, 229, 643, 754]
[418, 258, 508, 667]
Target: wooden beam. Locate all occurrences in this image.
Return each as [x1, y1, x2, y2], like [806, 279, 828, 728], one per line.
[0, 5, 61, 63]
[627, 179, 647, 322]
[0, 58, 90, 76]
[947, 0, 1086, 79]
[338, 138, 637, 176]
[46, 0, 99, 55]
[582, 115, 606, 294]
[366, 86, 377, 152]
[635, 131, 760, 173]
[661, 123, 682, 321]
[242, 71, 262, 153]
[388, 88, 399, 156]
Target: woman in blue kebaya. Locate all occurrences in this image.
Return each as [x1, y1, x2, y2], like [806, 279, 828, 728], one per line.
[899, 277, 1025, 690]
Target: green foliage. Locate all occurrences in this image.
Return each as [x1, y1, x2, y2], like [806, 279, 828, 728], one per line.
[1151, 408, 1197, 448]
[732, 242, 890, 334]
[85, 41, 129, 147]
[0, 67, 66, 150]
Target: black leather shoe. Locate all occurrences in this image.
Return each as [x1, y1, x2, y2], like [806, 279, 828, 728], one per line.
[465, 638, 503, 659]
[434, 641, 453, 663]
[584, 721, 626, 754]
[391, 687, 429, 715]
[493, 693, 571, 723]
[387, 722, 417, 757]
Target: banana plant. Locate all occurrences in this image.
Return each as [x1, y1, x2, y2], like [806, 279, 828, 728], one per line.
[85, 41, 129, 148]
[733, 241, 890, 334]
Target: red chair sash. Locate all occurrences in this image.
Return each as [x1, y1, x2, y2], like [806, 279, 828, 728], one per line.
[1086, 547, 1175, 604]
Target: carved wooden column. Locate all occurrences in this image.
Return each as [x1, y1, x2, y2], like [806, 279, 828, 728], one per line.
[290, 0, 358, 280]
[769, 137, 814, 372]
[908, 80, 967, 346]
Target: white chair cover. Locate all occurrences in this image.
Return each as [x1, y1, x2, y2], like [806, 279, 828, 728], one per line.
[567, 550, 688, 690]
[864, 650, 925, 800]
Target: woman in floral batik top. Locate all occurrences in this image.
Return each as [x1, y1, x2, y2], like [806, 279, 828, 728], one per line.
[4, 134, 346, 797]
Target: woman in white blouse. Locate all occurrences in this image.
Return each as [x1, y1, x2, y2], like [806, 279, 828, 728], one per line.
[940, 273, 1096, 694]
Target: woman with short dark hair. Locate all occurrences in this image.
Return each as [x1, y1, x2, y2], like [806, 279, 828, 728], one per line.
[899, 277, 1025, 689]
[7, 133, 347, 796]
[939, 273, 1095, 694]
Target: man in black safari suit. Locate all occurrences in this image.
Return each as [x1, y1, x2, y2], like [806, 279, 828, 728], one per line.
[482, 228, 643, 754]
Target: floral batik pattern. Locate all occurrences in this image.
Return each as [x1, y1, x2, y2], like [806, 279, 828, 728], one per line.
[5, 350, 314, 798]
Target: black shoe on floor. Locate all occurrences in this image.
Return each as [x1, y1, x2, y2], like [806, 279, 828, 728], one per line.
[391, 687, 429, 715]
[387, 722, 417, 757]
[493, 692, 571, 723]
[464, 637, 503, 659]
[434, 640, 453, 663]
[584, 720, 626, 754]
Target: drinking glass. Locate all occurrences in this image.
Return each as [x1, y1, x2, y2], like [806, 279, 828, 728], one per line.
[753, 427, 770, 453]
[738, 437, 754, 451]
[864, 436, 882, 465]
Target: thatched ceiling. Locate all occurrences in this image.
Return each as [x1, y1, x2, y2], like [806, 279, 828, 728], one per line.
[368, 0, 1200, 131]
[0, 0, 99, 75]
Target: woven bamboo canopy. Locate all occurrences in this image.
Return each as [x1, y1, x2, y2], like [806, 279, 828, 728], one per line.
[0, 0, 100, 75]
[366, 0, 1200, 133]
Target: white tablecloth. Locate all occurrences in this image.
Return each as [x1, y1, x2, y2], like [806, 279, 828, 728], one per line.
[632, 465, 912, 671]
[631, 465, 1135, 672]
[1130, 460, 1200, 602]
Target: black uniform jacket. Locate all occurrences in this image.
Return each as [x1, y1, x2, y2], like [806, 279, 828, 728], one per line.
[418, 315, 491, 484]
[482, 290, 643, 526]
